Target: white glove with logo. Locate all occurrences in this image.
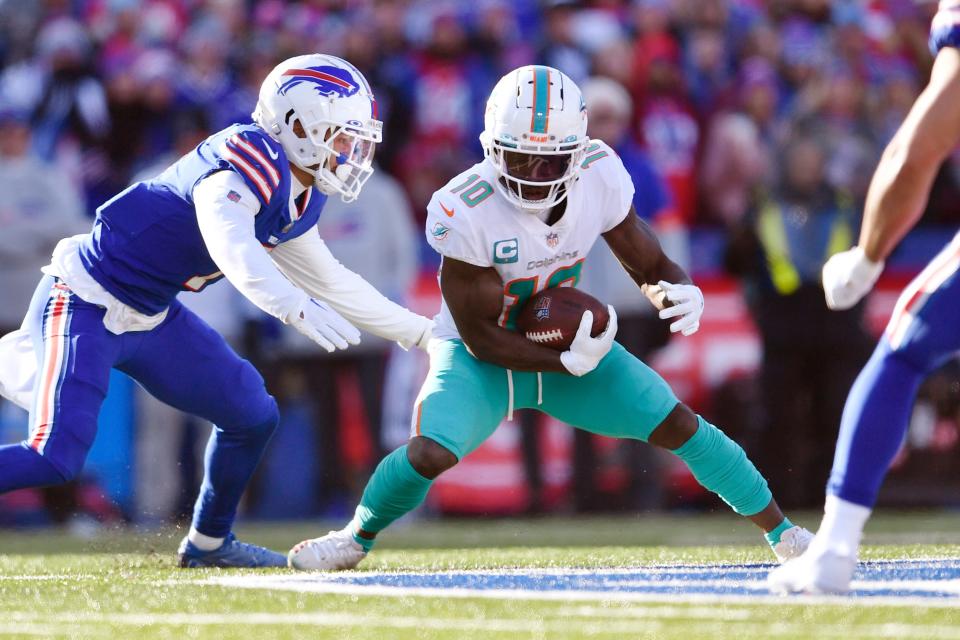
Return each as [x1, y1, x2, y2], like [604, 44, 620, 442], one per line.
[560, 305, 618, 377]
[288, 297, 361, 353]
[822, 246, 884, 310]
[656, 281, 704, 336]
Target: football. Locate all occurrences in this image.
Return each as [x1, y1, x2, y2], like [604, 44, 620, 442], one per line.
[516, 287, 609, 351]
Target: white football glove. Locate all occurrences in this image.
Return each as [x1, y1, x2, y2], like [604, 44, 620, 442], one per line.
[656, 281, 704, 336]
[288, 297, 361, 353]
[560, 305, 618, 377]
[822, 246, 884, 310]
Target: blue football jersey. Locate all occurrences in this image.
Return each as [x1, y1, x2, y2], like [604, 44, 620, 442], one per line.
[930, 2, 960, 55]
[78, 124, 327, 315]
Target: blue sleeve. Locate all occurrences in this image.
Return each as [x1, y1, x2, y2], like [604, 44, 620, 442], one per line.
[930, 5, 960, 55]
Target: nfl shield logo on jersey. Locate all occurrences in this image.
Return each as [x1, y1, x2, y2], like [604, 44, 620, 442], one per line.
[546, 232, 559, 248]
[534, 296, 551, 321]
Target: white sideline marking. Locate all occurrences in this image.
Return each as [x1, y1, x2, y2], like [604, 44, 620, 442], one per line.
[203, 561, 960, 609]
[208, 575, 960, 609]
[0, 574, 94, 581]
[7, 612, 960, 639]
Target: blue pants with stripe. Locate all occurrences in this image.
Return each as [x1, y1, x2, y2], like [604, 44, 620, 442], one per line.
[0, 276, 279, 536]
[828, 234, 960, 507]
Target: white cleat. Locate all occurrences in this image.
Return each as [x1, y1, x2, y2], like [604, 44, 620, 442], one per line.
[767, 545, 857, 594]
[772, 525, 815, 563]
[288, 528, 368, 571]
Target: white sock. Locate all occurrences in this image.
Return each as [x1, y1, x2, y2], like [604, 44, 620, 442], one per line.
[188, 528, 225, 551]
[815, 494, 872, 556]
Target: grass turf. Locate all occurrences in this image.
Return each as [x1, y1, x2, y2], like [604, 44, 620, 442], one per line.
[1, 511, 959, 639]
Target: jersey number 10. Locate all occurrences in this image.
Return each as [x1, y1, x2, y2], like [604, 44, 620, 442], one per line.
[500, 259, 585, 329]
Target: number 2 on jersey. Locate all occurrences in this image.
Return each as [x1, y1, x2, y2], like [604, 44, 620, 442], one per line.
[500, 259, 585, 329]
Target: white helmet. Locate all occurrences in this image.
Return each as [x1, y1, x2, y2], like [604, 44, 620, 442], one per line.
[253, 54, 382, 202]
[480, 65, 589, 211]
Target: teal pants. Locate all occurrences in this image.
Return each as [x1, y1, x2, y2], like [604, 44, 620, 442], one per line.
[413, 339, 679, 459]
[351, 339, 773, 543]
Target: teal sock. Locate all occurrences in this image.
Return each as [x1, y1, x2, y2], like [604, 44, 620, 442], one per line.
[349, 445, 433, 551]
[671, 416, 772, 517]
[764, 517, 795, 547]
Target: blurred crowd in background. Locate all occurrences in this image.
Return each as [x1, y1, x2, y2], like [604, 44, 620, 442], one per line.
[2, 0, 960, 530]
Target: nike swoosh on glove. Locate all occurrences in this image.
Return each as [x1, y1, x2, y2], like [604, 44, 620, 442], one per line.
[560, 305, 618, 377]
[822, 247, 884, 310]
[288, 297, 361, 352]
[656, 281, 704, 336]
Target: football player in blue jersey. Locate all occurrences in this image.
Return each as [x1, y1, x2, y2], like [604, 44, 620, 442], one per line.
[0, 54, 433, 568]
[769, 3, 960, 593]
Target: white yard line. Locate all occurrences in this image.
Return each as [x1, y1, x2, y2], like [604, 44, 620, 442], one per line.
[6, 611, 960, 639]
[202, 564, 960, 609]
[0, 574, 95, 581]
[209, 576, 960, 608]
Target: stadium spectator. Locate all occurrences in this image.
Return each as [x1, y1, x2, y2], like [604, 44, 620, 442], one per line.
[0, 108, 87, 332]
[632, 33, 701, 223]
[725, 132, 873, 508]
[537, 0, 590, 85]
[12, 17, 110, 213]
[699, 57, 778, 225]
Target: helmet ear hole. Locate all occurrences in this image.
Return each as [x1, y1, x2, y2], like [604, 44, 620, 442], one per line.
[292, 120, 308, 139]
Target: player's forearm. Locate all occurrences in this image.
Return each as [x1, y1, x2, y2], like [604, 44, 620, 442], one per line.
[311, 272, 430, 346]
[860, 48, 960, 262]
[858, 149, 935, 263]
[604, 214, 691, 310]
[271, 232, 430, 347]
[636, 257, 691, 311]
[460, 325, 567, 373]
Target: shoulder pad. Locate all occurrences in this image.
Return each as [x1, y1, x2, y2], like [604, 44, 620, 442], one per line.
[219, 126, 285, 204]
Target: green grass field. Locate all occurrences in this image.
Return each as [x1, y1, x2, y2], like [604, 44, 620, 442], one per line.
[1, 511, 959, 639]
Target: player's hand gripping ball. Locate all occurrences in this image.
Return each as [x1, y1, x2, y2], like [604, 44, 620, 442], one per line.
[516, 287, 610, 351]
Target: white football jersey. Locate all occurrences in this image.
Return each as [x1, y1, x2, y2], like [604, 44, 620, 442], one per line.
[425, 140, 635, 341]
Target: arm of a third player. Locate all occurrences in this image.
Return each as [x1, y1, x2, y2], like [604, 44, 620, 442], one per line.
[601, 205, 692, 310]
[440, 257, 569, 373]
[858, 47, 960, 263]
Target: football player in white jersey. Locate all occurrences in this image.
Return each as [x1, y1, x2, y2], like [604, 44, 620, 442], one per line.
[288, 66, 812, 570]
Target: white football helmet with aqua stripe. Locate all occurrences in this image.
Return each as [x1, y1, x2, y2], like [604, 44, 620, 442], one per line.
[480, 65, 590, 211]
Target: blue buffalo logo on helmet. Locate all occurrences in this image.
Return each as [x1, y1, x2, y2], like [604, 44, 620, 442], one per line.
[278, 66, 360, 99]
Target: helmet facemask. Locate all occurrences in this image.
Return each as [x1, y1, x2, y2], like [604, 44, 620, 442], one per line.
[289, 117, 380, 202]
[487, 136, 587, 211]
[480, 65, 590, 212]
